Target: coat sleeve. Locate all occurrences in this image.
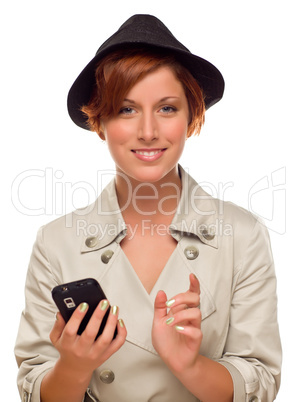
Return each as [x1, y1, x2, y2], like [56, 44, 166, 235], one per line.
[14, 226, 59, 401]
[218, 218, 282, 401]
[15, 225, 103, 402]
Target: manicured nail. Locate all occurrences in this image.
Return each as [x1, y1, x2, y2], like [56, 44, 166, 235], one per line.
[100, 300, 109, 311]
[111, 305, 118, 315]
[175, 325, 185, 332]
[118, 319, 125, 328]
[166, 317, 175, 325]
[166, 299, 175, 308]
[79, 302, 88, 313]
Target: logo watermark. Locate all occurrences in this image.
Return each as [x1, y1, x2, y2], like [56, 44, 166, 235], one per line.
[11, 167, 286, 235]
[76, 217, 233, 240]
[248, 167, 286, 234]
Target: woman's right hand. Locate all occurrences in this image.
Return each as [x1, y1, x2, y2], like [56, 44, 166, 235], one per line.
[50, 300, 127, 378]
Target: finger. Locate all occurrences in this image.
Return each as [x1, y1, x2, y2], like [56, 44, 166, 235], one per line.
[165, 275, 200, 311]
[117, 318, 126, 334]
[168, 303, 188, 315]
[63, 302, 89, 339]
[174, 324, 203, 343]
[110, 318, 127, 349]
[154, 290, 168, 320]
[96, 318, 127, 363]
[166, 291, 200, 311]
[80, 300, 109, 342]
[189, 273, 200, 295]
[93, 305, 122, 354]
[166, 307, 202, 329]
[98, 305, 120, 344]
[50, 312, 66, 344]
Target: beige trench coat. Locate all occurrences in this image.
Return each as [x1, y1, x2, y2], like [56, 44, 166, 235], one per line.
[15, 166, 281, 402]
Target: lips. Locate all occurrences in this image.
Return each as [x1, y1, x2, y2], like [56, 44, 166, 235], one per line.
[131, 148, 166, 161]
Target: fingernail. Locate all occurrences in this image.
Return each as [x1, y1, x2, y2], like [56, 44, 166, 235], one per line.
[175, 325, 185, 332]
[100, 300, 109, 311]
[118, 319, 125, 328]
[111, 305, 118, 315]
[79, 302, 88, 313]
[166, 317, 175, 325]
[166, 299, 175, 308]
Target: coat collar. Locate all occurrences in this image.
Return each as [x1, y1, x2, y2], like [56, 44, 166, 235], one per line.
[80, 165, 219, 253]
[80, 179, 126, 252]
[170, 166, 219, 248]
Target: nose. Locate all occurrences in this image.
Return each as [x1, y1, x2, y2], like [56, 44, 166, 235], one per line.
[137, 111, 158, 142]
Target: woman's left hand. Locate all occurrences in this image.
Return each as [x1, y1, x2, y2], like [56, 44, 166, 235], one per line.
[152, 273, 202, 374]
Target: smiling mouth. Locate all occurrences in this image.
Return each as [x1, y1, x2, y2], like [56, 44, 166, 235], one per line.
[132, 148, 166, 156]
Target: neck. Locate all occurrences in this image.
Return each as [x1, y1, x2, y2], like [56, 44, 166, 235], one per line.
[115, 166, 182, 218]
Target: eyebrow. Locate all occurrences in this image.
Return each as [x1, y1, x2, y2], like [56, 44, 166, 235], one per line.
[123, 96, 180, 103]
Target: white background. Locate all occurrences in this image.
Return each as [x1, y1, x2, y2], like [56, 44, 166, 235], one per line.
[1, 0, 296, 399]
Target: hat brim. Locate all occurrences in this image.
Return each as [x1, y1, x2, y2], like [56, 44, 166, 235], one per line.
[67, 42, 224, 131]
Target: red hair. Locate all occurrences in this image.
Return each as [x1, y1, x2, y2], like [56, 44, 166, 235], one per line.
[81, 48, 205, 140]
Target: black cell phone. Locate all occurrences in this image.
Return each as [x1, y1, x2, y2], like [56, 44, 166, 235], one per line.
[52, 278, 117, 340]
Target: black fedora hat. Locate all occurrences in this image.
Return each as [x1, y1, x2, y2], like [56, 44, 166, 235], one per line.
[67, 14, 224, 130]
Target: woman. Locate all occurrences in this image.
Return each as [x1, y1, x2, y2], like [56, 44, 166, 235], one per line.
[15, 14, 281, 402]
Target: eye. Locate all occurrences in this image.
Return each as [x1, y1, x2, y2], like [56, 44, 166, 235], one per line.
[119, 107, 136, 115]
[159, 106, 177, 114]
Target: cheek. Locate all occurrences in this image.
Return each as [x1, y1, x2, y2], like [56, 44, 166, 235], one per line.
[164, 118, 188, 141]
[103, 122, 133, 163]
[103, 121, 134, 144]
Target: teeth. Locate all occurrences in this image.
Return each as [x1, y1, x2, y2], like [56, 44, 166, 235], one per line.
[135, 150, 161, 156]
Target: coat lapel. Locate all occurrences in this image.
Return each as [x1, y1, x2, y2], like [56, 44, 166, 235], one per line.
[78, 167, 218, 355]
[93, 241, 216, 356]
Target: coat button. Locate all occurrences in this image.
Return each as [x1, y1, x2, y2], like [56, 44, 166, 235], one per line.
[184, 246, 199, 260]
[201, 229, 215, 241]
[249, 397, 259, 402]
[99, 369, 115, 384]
[101, 250, 114, 264]
[85, 236, 98, 248]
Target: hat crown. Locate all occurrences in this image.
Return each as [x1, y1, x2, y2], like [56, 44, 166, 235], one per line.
[96, 14, 189, 56]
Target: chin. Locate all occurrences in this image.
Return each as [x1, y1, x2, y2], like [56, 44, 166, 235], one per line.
[126, 165, 178, 184]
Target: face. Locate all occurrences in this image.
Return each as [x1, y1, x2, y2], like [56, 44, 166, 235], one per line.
[101, 66, 189, 186]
